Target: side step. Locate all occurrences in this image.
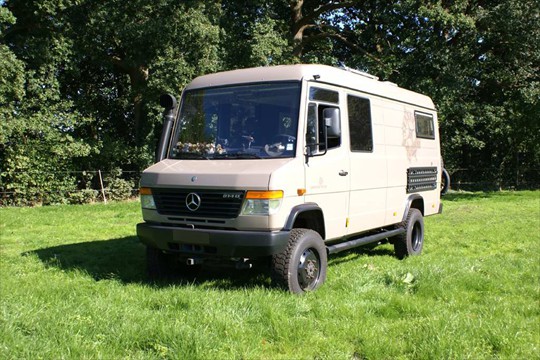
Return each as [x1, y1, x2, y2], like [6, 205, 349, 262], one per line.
[326, 228, 405, 255]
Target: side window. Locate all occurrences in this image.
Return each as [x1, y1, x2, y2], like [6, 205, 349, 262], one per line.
[306, 87, 341, 153]
[306, 103, 318, 152]
[348, 95, 373, 152]
[415, 112, 435, 139]
[310, 87, 339, 103]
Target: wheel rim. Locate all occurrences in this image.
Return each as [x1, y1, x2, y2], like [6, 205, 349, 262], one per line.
[297, 248, 321, 291]
[411, 221, 423, 251]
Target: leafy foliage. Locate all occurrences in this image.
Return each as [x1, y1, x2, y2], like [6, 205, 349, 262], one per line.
[336, 0, 539, 188]
[103, 168, 135, 202]
[1, 0, 221, 205]
[0, 0, 538, 205]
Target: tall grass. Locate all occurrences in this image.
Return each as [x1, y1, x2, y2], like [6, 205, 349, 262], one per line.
[1, 192, 539, 359]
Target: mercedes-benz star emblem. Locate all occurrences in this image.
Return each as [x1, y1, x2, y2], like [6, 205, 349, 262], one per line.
[185, 193, 201, 211]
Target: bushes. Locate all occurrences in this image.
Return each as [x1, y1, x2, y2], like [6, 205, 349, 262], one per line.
[102, 168, 136, 202]
[0, 140, 79, 206]
[0, 162, 138, 206]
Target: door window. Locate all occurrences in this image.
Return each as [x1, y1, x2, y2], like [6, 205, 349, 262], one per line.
[306, 87, 341, 154]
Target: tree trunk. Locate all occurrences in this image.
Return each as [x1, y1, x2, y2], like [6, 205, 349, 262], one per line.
[128, 66, 149, 146]
[111, 56, 149, 146]
[289, 1, 357, 59]
[290, 0, 305, 58]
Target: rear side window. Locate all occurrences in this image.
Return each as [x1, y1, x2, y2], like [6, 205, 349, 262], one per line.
[415, 112, 435, 139]
[348, 95, 373, 152]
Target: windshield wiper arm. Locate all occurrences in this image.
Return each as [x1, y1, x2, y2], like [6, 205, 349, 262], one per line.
[234, 153, 262, 159]
[214, 152, 262, 159]
[176, 153, 210, 160]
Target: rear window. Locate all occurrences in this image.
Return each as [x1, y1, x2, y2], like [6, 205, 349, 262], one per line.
[415, 112, 435, 139]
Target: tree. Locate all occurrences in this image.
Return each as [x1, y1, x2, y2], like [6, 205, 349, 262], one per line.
[395, 0, 540, 188]
[326, 0, 539, 188]
[0, 6, 25, 144]
[1, 0, 537, 206]
[66, 1, 221, 148]
[1, 0, 222, 204]
[470, 0, 540, 187]
[219, 0, 376, 66]
[1, 2, 93, 205]
[218, 0, 292, 68]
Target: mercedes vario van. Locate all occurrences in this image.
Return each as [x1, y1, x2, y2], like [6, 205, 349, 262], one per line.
[137, 64, 444, 293]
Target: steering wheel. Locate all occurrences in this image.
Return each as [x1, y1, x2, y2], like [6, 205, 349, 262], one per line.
[264, 134, 296, 156]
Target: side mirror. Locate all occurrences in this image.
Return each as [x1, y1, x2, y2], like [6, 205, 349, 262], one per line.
[323, 107, 340, 137]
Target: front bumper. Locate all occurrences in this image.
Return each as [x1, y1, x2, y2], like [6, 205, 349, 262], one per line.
[137, 222, 290, 257]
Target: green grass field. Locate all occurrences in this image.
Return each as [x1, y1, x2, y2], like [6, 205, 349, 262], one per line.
[1, 191, 539, 359]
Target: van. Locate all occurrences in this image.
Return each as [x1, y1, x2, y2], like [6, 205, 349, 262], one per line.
[137, 64, 444, 293]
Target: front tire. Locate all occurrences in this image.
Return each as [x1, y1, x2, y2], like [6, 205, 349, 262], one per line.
[146, 246, 176, 280]
[271, 229, 327, 294]
[394, 208, 424, 259]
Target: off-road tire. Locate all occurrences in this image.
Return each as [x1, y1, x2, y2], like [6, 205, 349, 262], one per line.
[146, 246, 177, 280]
[271, 228, 327, 294]
[441, 168, 450, 196]
[394, 208, 424, 259]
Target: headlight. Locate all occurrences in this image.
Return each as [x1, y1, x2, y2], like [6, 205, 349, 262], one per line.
[140, 187, 156, 210]
[241, 190, 283, 216]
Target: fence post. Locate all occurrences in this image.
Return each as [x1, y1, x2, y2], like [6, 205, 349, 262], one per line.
[98, 170, 107, 204]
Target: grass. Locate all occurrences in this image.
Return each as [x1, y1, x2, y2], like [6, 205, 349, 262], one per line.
[0, 192, 539, 359]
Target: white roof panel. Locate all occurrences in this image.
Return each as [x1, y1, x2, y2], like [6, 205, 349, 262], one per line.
[185, 64, 435, 111]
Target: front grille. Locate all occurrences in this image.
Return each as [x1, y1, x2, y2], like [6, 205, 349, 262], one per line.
[152, 188, 245, 219]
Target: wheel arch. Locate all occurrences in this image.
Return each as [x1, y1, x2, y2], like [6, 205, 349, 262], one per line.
[283, 203, 326, 240]
[402, 194, 425, 221]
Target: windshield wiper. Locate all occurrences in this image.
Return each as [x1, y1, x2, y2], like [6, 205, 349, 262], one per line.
[175, 153, 210, 160]
[214, 152, 262, 159]
[234, 153, 262, 159]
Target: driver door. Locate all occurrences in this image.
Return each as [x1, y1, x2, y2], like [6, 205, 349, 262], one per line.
[304, 87, 350, 240]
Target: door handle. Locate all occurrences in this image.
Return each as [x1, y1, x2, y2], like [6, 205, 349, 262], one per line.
[339, 170, 349, 176]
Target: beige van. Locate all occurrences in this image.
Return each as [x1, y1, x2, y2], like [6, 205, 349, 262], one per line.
[137, 64, 444, 293]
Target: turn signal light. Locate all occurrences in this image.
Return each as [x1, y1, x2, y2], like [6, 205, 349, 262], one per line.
[140, 187, 152, 195]
[245, 190, 283, 199]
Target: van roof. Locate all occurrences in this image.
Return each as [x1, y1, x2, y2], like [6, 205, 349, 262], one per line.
[186, 64, 435, 111]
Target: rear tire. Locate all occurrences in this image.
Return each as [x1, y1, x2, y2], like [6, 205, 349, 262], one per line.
[394, 208, 424, 259]
[271, 229, 327, 294]
[441, 168, 450, 196]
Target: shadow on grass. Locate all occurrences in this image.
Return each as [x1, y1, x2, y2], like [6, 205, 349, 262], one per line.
[29, 237, 147, 283]
[29, 237, 395, 291]
[28, 237, 274, 290]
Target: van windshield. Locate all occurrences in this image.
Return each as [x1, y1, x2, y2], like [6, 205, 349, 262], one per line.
[169, 82, 301, 160]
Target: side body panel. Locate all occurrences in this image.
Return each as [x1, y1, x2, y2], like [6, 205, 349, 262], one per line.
[304, 146, 350, 239]
[384, 103, 441, 221]
[297, 76, 441, 241]
[346, 94, 388, 234]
